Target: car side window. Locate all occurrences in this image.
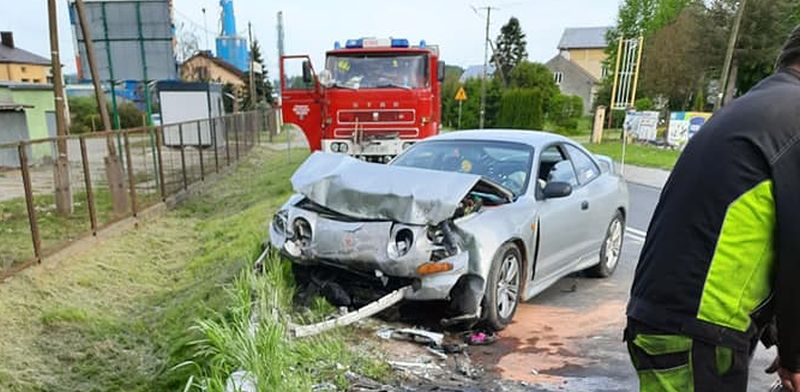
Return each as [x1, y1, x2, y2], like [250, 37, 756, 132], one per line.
[565, 145, 600, 185]
[538, 145, 579, 190]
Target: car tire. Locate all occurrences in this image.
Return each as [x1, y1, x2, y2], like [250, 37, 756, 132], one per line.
[587, 211, 625, 278]
[482, 243, 522, 331]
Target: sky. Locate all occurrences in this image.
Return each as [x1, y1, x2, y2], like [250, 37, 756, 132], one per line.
[2, 0, 620, 80]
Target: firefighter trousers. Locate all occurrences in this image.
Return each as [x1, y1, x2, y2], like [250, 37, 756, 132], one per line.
[625, 318, 752, 392]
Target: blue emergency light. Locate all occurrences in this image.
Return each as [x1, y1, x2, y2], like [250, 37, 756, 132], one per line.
[345, 39, 364, 48]
[391, 38, 409, 48]
[341, 38, 411, 49]
[334, 41, 341, 49]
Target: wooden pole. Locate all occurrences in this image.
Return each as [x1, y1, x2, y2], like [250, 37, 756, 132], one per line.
[47, 0, 73, 215]
[716, 0, 748, 110]
[74, 0, 113, 135]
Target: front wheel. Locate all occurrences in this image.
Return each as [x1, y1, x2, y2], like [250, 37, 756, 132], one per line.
[482, 243, 522, 331]
[587, 211, 625, 278]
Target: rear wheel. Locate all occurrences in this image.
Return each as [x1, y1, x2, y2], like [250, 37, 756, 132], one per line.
[587, 211, 625, 278]
[482, 243, 522, 331]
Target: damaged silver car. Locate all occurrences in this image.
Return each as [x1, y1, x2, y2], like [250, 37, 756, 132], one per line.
[270, 130, 629, 330]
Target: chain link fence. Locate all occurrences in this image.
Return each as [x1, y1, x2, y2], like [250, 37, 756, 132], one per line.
[0, 109, 279, 278]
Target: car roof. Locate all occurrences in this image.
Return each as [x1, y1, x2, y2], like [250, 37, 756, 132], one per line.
[426, 129, 573, 149]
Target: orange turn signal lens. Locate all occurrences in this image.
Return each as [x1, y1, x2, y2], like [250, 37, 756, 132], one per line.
[417, 262, 454, 276]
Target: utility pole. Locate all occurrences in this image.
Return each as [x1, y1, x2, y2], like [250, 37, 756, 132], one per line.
[479, 6, 495, 129]
[47, 0, 73, 215]
[74, 0, 112, 134]
[248, 21, 256, 109]
[202, 7, 210, 51]
[74, 0, 128, 214]
[716, 0, 747, 111]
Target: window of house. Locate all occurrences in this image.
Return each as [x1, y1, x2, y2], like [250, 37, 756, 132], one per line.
[33, 79, 41, 83]
[601, 66, 609, 78]
[21, 78, 30, 83]
[20, 66, 27, 73]
[554, 72, 564, 85]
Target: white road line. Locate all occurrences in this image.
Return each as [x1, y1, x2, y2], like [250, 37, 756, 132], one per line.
[625, 227, 647, 243]
[625, 233, 646, 243]
[626, 227, 648, 237]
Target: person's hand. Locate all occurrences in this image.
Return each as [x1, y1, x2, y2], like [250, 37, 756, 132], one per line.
[767, 356, 800, 391]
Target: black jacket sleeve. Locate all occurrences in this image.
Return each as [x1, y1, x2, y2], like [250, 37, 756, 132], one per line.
[773, 140, 800, 371]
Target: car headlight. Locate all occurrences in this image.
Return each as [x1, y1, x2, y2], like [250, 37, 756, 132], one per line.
[394, 228, 414, 257]
[272, 210, 288, 234]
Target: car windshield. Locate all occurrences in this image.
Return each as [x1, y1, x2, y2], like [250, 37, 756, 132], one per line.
[325, 54, 427, 90]
[391, 140, 534, 197]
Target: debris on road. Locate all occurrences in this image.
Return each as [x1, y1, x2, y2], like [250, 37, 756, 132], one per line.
[377, 327, 445, 346]
[464, 331, 498, 346]
[291, 286, 411, 337]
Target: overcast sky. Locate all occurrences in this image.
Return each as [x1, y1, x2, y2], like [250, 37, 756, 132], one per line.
[3, 0, 620, 79]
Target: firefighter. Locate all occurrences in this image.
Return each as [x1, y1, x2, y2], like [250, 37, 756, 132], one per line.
[625, 26, 800, 391]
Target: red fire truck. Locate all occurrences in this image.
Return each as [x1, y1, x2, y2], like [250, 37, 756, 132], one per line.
[280, 38, 445, 162]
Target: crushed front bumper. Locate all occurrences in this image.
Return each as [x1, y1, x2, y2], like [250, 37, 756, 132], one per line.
[269, 205, 468, 301]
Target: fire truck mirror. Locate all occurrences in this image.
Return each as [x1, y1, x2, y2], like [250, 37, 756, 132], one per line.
[319, 70, 333, 88]
[438, 61, 446, 82]
[302, 61, 313, 84]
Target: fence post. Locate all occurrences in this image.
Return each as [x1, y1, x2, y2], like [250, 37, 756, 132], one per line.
[234, 115, 240, 161]
[179, 123, 188, 190]
[79, 137, 98, 235]
[123, 131, 138, 217]
[155, 126, 166, 201]
[213, 118, 220, 173]
[197, 121, 205, 181]
[149, 126, 160, 192]
[225, 116, 231, 166]
[18, 143, 42, 263]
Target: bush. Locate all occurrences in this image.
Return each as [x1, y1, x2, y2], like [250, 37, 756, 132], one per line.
[496, 88, 546, 130]
[548, 94, 584, 131]
[635, 97, 655, 111]
[68, 97, 146, 133]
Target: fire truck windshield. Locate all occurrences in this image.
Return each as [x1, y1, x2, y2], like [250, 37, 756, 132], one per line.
[325, 54, 428, 90]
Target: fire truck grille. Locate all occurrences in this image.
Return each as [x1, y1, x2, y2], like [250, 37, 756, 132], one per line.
[337, 110, 415, 124]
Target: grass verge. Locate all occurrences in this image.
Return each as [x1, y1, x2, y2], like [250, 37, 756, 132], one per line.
[583, 140, 680, 170]
[0, 147, 387, 391]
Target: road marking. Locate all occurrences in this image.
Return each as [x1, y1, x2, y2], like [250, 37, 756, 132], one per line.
[627, 227, 647, 237]
[625, 227, 647, 243]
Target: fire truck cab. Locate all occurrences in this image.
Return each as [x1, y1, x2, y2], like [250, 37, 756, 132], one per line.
[280, 38, 445, 162]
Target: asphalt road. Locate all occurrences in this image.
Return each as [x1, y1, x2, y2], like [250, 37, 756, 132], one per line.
[471, 182, 778, 391]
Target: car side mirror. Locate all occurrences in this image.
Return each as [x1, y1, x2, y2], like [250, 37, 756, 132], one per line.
[302, 60, 313, 84]
[437, 61, 446, 82]
[543, 182, 572, 199]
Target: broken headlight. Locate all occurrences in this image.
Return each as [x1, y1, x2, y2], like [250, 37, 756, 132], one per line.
[394, 228, 414, 257]
[272, 210, 288, 234]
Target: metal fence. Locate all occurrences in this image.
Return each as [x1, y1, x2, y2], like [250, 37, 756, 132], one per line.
[0, 109, 279, 278]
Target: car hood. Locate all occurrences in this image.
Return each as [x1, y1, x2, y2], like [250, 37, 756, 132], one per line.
[290, 152, 512, 225]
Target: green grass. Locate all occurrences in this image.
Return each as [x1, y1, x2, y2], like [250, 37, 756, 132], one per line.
[0, 182, 161, 272]
[0, 147, 387, 391]
[583, 138, 681, 170]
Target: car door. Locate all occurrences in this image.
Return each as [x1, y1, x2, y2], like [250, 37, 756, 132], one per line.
[563, 144, 606, 259]
[534, 144, 587, 281]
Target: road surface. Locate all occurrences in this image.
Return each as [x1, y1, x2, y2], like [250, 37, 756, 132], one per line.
[471, 182, 778, 391]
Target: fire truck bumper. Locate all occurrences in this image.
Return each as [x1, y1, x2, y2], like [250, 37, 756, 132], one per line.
[322, 139, 418, 159]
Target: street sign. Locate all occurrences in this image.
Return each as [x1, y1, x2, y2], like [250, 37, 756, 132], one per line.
[455, 87, 468, 101]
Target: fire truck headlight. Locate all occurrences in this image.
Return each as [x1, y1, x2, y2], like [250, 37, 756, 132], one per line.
[339, 143, 349, 153]
[403, 142, 415, 150]
[330, 143, 340, 153]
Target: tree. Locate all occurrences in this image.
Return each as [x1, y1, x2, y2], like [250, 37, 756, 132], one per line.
[175, 22, 201, 64]
[242, 39, 275, 109]
[440, 65, 465, 128]
[492, 17, 528, 86]
[508, 61, 559, 110]
[639, 5, 708, 110]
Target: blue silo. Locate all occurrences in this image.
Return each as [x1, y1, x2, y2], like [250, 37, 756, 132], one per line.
[215, 0, 249, 72]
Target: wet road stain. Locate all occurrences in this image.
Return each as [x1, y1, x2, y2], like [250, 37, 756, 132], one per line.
[471, 301, 626, 385]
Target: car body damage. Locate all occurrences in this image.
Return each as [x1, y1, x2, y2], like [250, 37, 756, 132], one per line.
[271, 152, 515, 317]
[271, 130, 629, 329]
